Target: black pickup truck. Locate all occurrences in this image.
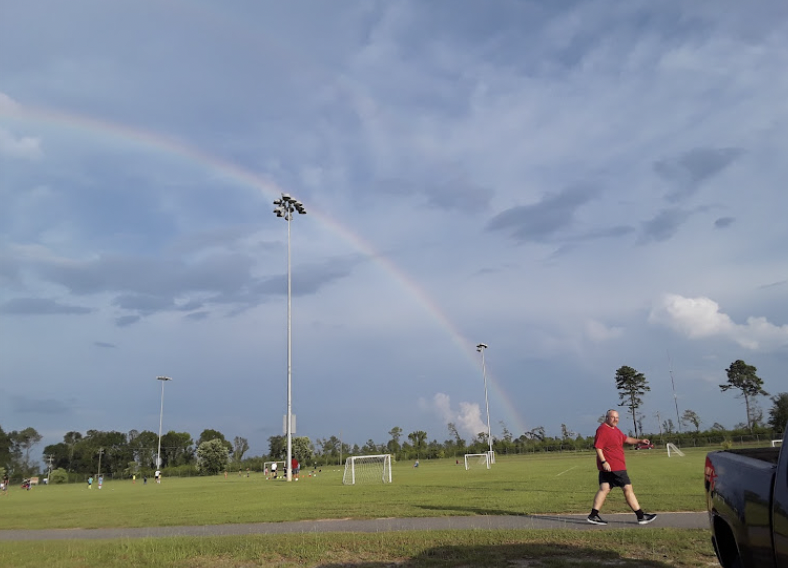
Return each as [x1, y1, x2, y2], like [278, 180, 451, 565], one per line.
[705, 427, 788, 568]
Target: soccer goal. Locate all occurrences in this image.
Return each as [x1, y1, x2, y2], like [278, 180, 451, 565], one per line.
[666, 443, 685, 457]
[772, 439, 783, 448]
[342, 454, 392, 485]
[264, 461, 286, 476]
[464, 453, 491, 470]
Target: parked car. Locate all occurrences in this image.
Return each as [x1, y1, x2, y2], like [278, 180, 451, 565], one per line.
[705, 427, 788, 567]
[634, 441, 654, 450]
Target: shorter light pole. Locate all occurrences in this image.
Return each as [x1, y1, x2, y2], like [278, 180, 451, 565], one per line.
[476, 343, 493, 459]
[156, 376, 172, 469]
[96, 448, 104, 480]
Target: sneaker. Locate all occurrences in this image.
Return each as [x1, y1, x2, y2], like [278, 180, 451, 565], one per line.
[587, 514, 608, 526]
[638, 513, 657, 525]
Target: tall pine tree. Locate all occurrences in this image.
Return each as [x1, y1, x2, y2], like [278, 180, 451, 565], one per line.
[615, 366, 650, 437]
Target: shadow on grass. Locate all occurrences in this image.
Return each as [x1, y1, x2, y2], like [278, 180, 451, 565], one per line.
[417, 503, 520, 516]
[316, 542, 678, 567]
[417, 504, 595, 525]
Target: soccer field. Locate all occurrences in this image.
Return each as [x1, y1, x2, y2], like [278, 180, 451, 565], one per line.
[2, 449, 706, 531]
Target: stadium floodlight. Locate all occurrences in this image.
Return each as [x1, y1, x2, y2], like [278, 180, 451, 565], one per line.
[476, 343, 493, 461]
[156, 376, 172, 469]
[272, 193, 307, 482]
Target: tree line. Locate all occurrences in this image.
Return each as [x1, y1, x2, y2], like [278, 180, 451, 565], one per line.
[2, 359, 786, 482]
[614, 358, 785, 437]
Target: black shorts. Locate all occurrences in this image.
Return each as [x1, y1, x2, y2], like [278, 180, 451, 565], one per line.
[598, 470, 631, 488]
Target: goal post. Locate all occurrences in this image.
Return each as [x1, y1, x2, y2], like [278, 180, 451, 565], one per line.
[342, 454, 392, 485]
[666, 443, 685, 457]
[264, 461, 286, 476]
[464, 453, 491, 470]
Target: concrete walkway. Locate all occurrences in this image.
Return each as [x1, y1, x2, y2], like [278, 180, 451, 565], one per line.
[0, 512, 707, 541]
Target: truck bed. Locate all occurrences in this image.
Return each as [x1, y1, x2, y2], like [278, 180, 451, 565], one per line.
[722, 447, 780, 465]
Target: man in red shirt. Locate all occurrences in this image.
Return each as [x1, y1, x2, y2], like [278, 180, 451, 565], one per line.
[588, 409, 657, 526]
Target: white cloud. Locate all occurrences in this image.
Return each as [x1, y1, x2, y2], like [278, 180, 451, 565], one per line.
[649, 293, 788, 351]
[0, 91, 21, 114]
[0, 127, 42, 160]
[430, 393, 487, 439]
[585, 319, 623, 342]
[0, 92, 42, 159]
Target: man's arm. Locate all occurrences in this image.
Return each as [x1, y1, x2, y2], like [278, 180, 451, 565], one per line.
[595, 448, 611, 472]
[624, 436, 649, 445]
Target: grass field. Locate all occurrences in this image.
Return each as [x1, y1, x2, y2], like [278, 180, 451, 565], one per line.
[0, 449, 716, 567]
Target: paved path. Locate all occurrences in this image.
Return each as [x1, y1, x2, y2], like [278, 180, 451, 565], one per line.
[0, 512, 707, 541]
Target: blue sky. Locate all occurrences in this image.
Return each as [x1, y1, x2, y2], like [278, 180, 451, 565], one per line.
[1, 1, 787, 460]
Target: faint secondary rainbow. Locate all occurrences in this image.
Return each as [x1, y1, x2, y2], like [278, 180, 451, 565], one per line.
[0, 101, 528, 436]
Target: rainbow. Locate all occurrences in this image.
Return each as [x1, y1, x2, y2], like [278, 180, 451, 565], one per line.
[0, 101, 528, 436]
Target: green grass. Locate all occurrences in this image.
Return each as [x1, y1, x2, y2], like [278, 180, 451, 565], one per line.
[3, 450, 706, 530]
[0, 450, 714, 567]
[0, 529, 716, 568]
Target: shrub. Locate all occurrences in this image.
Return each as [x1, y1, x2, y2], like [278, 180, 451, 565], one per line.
[49, 468, 69, 484]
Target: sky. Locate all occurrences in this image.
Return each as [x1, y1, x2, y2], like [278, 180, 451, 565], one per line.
[1, 1, 787, 461]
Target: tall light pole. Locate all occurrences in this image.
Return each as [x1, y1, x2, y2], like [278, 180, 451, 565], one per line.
[273, 193, 306, 482]
[476, 343, 493, 459]
[667, 351, 682, 434]
[156, 376, 172, 470]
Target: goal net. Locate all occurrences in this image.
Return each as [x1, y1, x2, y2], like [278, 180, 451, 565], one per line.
[464, 453, 491, 470]
[342, 454, 392, 485]
[666, 443, 685, 457]
[772, 440, 783, 448]
[264, 461, 286, 476]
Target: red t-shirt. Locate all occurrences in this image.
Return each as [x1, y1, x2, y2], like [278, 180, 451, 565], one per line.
[594, 423, 627, 471]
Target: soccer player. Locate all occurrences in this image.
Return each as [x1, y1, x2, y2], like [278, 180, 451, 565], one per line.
[588, 409, 658, 526]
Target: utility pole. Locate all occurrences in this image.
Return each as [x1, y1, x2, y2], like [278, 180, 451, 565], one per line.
[97, 448, 104, 480]
[667, 351, 682, 434]
[46, 454, 54, 484]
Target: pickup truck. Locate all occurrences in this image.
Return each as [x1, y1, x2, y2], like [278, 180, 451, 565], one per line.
[705, 427, 788, 568]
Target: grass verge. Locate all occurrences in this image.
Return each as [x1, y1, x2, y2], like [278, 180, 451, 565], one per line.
[0, 529, 715, 567]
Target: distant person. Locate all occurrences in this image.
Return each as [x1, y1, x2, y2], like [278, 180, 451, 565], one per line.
[414, 459, 419, 468]
[291, 458, 299, 480]
[1, 474, 8, 495]
[588, 409, 657, 526]
[98, 475, 103, 489]
[88, 476, 93, 489]
[271, 462, 278, 479]
[143, 475, 147, 485]
[155, 470, 161, 484]
[132, 474, 136, 484]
